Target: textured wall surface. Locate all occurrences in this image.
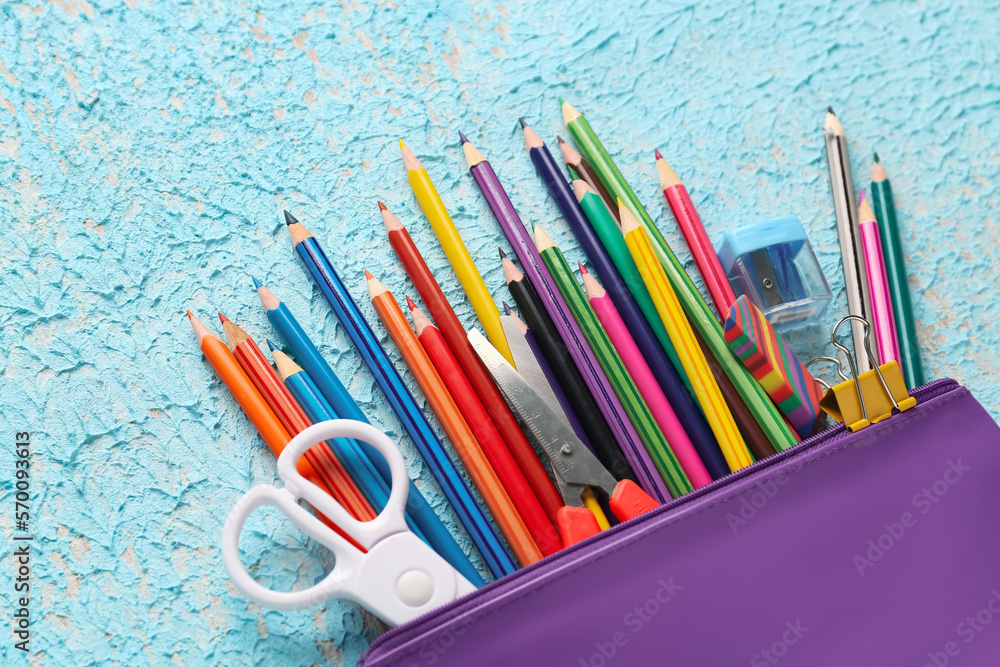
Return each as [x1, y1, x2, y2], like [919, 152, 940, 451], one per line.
[1, 0, 998, 664]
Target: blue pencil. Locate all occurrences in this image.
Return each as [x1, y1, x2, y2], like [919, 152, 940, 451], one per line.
[283, 212, 516, 579]
[520, 120, 730, 480]
[255, 280, 484, 585]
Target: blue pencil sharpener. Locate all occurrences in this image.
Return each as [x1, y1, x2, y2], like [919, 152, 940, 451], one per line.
[716, 216, 831, 331]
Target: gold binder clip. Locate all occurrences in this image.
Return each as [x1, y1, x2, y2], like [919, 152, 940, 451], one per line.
[813, 316, 917, 433]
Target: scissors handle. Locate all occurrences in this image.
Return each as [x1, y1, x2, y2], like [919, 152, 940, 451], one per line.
[222, 420, 477, 625]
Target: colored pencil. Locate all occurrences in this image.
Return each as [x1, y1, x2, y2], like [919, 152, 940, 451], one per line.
[284, 215, 514, 579]
[858, 191, 901, 367]
[186, 311, 352, 542]
[581, 268, 712, 488]
[255, 275, 482, 585]
[557, 135, 618, 224]
[574, 180, 730, 479]
[220, 314, 375, 521]
[380, 203, 563, 523]
[262, 339, 417, 533]
[535, 224, 691, 498]
[410, 300, 562, 557]
[501, 252, 640, 483]
[655, 149, 736, 319]
[561, 100, 798, 453]
[501, 303, 594, 454]
[398, 140, 513, 366]
[824, 108, 873, 371]
[619, 203, 754, 472]
[462, 133, 643, 465]
[367, 272, 540, 568]
[871, 153, 924, 388]
[522, 119, 707, 470]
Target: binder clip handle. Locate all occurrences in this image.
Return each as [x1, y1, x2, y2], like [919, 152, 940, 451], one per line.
[815, 316, 917, 433]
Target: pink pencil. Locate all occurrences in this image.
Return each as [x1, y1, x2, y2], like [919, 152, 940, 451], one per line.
[858, 190, 901, 366]
[656, 149, 736, 320]
[581, 264, 712, 488]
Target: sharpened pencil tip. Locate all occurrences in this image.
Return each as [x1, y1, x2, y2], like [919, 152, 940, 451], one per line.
[405, 295, 417, 311]
[398, 139, 407, 150]
[498, 247, 507, 260]
[186, 310, 193, 319]
[218, 312, 229, 324]
[283, 210, 299, 226]
[266, 339, 280, 352]
[251, 275, 263, 289]
[518, 117, 527, 130]
[654, 148, 663, 160]
[556, 135, 566, 145]
[827, 106, 835, 116]
[502, 301, 512, 316]
[558, 96, 566, 106]
[364, 269, 374, 280]
[377, 201, 388, 212]
[458, 130, 469, 144]
[578, 261, 589, 275]
[873, 151, 881, 163]
[858, 189, 867, 206]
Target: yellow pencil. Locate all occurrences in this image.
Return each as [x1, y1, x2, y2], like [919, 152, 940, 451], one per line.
[618, 201, 753, 472]
[399, 139, 514, 366]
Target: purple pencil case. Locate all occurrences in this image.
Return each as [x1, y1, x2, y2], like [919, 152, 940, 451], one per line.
[360, 379, 1000, 666]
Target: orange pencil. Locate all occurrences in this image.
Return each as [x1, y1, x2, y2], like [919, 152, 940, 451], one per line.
[187, 311, 361, 548]
[366, 272, 543, 567]
[220, 314, 375, 521]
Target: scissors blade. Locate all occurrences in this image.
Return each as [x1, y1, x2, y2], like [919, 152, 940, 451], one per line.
[499, 315, 574, 432]
[469, 329, 617, 506]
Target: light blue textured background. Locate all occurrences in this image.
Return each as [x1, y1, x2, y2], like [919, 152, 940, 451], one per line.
[1, 0, 997, 664]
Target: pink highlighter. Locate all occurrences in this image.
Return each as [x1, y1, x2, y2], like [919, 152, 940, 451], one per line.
[858, 190, 902, 366]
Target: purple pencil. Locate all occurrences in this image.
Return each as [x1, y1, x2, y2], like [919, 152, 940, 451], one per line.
[501, 302, 594, 453]
[461, 132, 642, 462]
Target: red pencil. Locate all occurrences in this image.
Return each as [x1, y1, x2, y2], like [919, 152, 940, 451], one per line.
[380, 202, 564, 524]
[409, 300, 563, 556]
[220, 314, 376, 521]
[656, 149, 736, 319]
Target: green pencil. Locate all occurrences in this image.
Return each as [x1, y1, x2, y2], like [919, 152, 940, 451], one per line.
[534, 223, 693, 498]
[560, 99, 797, 453]
[573, 180, 696, 400]
[870, 153, 924, 388]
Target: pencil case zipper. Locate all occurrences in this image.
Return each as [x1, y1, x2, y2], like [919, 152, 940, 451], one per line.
[361, 377, 959, 663]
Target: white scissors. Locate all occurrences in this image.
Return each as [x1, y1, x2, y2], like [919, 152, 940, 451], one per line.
[222, 419, 477, 626]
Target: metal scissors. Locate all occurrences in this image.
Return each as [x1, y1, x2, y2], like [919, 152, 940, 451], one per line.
[222, 419, 477, 626]
[469, 329, 659, 544]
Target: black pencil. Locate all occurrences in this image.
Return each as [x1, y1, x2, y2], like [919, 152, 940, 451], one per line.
[501, 250, 635, 482]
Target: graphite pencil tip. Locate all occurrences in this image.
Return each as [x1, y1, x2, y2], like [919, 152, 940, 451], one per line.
[377, 200, 387, 211]
[498, 247, 508, 260]
[828, 106, 835, 115]
[873, 151, 881, 163]
[218, 312, 230, 324]
[654, 148, 663, 160]
[283, 210, 298, 226]
[405, 295, 417, 311]
[266, 338, 280, 352]
[458, 130, 470, 144]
